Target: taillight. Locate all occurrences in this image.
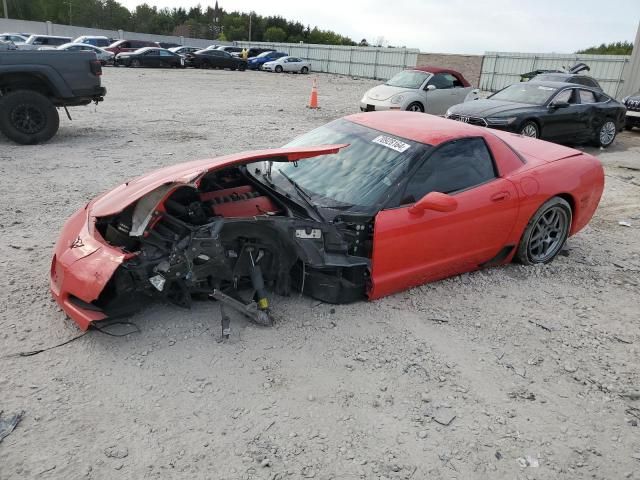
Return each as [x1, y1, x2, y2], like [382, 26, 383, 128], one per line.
[90, 60, 102, 76]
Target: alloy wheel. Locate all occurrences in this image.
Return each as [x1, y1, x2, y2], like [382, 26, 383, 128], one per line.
[527, 206, 569, 262]
[10, 104, 45, 135]
[521, 123, 538, 138]
[599, 121, 616, 146]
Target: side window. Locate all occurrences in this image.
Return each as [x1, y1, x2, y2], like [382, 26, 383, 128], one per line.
[402, 138, 496, 204]
[33, 37, 45, 45]
[579, 89, 597, 104]
[553, 89, 574, 104]
[159, 50, 172, 56]
[427, 73, 456, 89]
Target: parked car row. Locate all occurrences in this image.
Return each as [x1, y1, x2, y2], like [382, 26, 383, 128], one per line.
[360, 64, 626, 148]
[1, 33, 313, 74]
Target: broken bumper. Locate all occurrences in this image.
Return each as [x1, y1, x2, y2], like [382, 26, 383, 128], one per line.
[50, 206, 124, 330]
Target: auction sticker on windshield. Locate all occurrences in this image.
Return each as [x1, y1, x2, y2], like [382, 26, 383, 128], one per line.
[372, 135, 411, 153]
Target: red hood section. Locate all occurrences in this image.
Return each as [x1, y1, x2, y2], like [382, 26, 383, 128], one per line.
[90, 145, 347, 217]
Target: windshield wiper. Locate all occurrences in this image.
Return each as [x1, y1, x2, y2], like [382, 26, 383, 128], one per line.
[279, 171, 324, 221]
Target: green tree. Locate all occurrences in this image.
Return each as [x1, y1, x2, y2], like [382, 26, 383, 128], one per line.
[577, 41, 633, 55]
[264, 26, 287, 43]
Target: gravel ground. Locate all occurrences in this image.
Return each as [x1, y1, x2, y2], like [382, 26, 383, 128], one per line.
[1, 67, 639, 480]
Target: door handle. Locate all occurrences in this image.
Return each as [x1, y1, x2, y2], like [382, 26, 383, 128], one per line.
[491, 191, 510, 201]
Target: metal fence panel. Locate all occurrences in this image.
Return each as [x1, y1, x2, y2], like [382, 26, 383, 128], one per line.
[480, 51, 630, 97]
[235, 41, 418, 80]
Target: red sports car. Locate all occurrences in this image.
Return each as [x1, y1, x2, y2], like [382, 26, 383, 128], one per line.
[50, 112, 604, 331]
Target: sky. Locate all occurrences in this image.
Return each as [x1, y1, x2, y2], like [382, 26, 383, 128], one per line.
[118, 0, 640, 54]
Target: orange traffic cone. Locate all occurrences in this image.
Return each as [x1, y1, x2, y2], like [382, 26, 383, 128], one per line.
[308, 78, 319, 109]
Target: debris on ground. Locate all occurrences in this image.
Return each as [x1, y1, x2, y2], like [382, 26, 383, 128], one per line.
[0, 410, 24, 443]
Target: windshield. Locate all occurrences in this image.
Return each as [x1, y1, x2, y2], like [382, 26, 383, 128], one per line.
[250, 119, 428, 209]
[489, 83, 558, 105]
[385, 70, 430, 89]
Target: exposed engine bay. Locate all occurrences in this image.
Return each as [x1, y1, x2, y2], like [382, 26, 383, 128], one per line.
[93, 166, 373, 333]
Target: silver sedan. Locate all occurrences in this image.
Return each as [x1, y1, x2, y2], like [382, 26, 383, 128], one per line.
[262, 56, 311, 74]
[45, 42, 115, 65]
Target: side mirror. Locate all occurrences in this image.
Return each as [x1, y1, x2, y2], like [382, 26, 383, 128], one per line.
[408, 192, 458, 215]
[550, 101, 570, 109]
[426, 84, 437, 91]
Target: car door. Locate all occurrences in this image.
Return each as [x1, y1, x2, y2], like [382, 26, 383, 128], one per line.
[287, 58, 301, 72]
[158, 49, 176, 67]
[141, 49, 157, 67]
[370, 137, 519, 299]
[574, 89, 601, 142]
[542, 88, 583, 140]
[425, 73, 460, 115]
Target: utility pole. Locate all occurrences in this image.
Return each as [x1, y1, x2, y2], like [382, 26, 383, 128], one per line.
[248, 14, 252, 42]
[68, 0, 72, 25]
[2, 0, 8, 19]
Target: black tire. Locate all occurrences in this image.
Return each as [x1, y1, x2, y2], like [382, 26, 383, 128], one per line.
[238, 64, 246, 71]
[131, 59, 141, 68]
[515, 197, 572, 265]
[275, 65, 283, 73]
[301, 66, 309, 74]
[519, 121, 539, 138]
[406, 102, 424, 113]
[594, 120, 617, 147]
[0, 90, 60, 145]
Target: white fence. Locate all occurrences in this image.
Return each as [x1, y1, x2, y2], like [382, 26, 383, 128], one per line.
[480, 51, 630, 98]
[0, 18, 228, 48]
[236, 41, 419, 80]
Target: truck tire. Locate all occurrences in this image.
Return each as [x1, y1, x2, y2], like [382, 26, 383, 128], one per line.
[0, 90, 59, 145]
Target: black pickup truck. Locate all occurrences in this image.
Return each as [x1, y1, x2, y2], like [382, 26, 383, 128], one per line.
[0, 50, 106, 144]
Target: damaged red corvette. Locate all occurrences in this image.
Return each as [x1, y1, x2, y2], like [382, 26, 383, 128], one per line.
[50, 112, 604, 331]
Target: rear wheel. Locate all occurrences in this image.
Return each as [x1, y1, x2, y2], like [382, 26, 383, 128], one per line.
[595, 120, 617, 147]
[0, 90, 60, 145]
[275, 65, 283, 73]
[406, 102, 424, 113]
[515, 197, 572, 265]
[301, 66, 309, 74]
[520, 121, 539, 138]
[131, 59, 141, 68]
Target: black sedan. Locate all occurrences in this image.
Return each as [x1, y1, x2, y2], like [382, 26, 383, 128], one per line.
[115, 47, 185, 68]
[185, 49, 247, 70]
[446, 81, 626, 148]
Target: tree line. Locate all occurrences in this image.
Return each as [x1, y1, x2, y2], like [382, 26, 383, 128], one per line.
[2, 0, 360, 45]
[576, 41, 633, 55]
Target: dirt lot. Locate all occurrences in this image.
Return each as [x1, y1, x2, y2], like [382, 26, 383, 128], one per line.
[1, 67, 639, 480]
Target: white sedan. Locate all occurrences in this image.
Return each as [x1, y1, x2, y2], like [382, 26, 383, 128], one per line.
[359, 67, 479, 116]
[262, 56, 311, 74]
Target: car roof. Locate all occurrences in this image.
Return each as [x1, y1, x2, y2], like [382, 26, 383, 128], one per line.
[410, 65, 471, 87]
[413, 65, 463, 77]
[346, 111, 487, 146]
[523, 80, 599, 90]
[59, 42, 97, 48]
